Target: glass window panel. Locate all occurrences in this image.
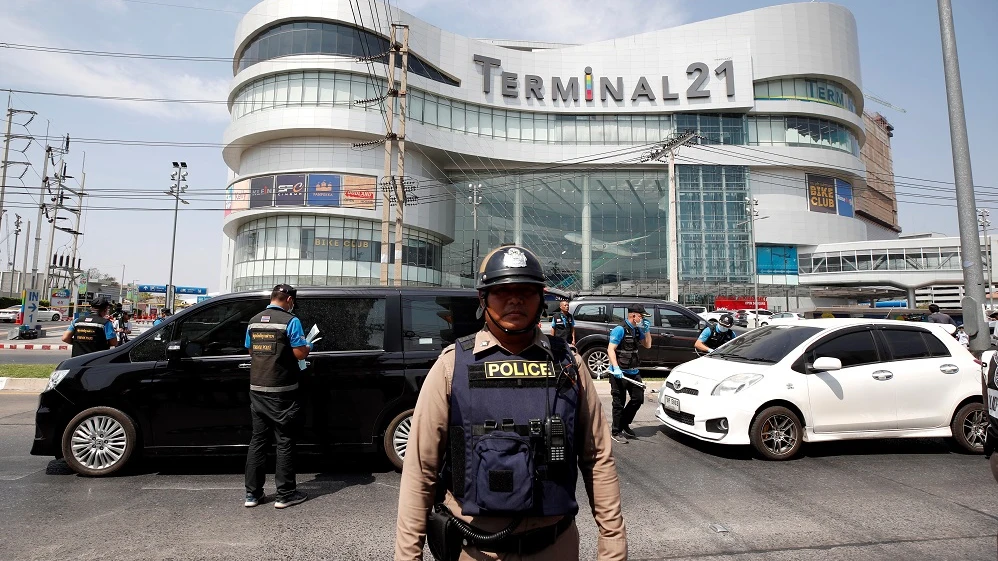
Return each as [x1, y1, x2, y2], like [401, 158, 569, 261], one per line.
[423, 94, 437, 125]
[480, 108, 493, 136]
[757, 117, 773, 144]
[518, 113, 531, 141]
[278, 31, 293, 58]
[410, 91, 424, 122]
[291, 29, 307, 54]
[794, 78, 806, 97]
[294, 298, 386, 351]
[882, 329, 931, 360]
[321, 25, 338, 52]
[452, 101, 466, 132]
[303, 72, 319, 105]
[754, 82, 768, 98]
[319, 74, 334, 105]
[535, 115, 548, 142]
[333, 73, 351, 103]
[769, 80, 783, 97]
[288, 74, 304, 105]
[340, 26, 359, 56]
[274, 74, 289, 106]
[493, 111, 506, 139]
[173, 298, 266, 357]
[437, 98, 451, 129]
[809, 331, 879, 367]
[350, 75, 367, 102]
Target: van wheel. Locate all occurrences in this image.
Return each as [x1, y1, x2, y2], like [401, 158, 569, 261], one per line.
[950, 402, 986, 453]
[750, 406, 802, 460]
[583, 348, 610, 379]
[383, 408, 414, 471]
[61, 406, 138, 477]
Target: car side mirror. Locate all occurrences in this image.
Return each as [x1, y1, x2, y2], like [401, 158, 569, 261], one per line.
[809, 356, 842, 372]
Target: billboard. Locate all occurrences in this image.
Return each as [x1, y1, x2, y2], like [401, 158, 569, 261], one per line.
[249, 176, 275, 208]
[307, 174, 341, 206]
[224, 179, 251, 216]
[342, 175, 376, 210]
[275, 174, 306, 206]
[806, 174, 836, 214]
[756, 245, 798, 275]
[835, 178, 854, 217]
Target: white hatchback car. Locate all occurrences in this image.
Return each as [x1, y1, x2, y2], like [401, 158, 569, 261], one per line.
[762, 312, 804, 326]
[657, 319, 987, 460]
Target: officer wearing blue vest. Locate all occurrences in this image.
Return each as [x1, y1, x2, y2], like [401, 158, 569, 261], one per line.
[395, 245, 627, 560]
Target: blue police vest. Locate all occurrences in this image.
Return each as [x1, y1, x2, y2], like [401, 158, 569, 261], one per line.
[446, 334, 580, 517]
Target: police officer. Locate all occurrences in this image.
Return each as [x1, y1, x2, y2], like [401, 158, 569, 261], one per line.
[394, 245, 627, 561]
[607, 304, 652, 443]
[153, 308, 171, 326]
[549, 298, 575, 346]
[243, 284, 311, 510]
[694, 313, 736, 354]
[61, 296, 117, 357]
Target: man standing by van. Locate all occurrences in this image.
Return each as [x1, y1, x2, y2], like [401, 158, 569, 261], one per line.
[926, 303, 957, 326]
[243, 284, 311, 510]
[62, 296, 117, 357]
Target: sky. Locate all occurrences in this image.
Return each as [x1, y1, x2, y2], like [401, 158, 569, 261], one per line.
[0, 0, 995, 293]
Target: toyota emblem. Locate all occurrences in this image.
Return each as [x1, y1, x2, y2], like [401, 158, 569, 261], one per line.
[673, 379, 682, 391]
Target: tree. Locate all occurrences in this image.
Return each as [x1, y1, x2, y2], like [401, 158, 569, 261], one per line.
[83, 267, 117, 283]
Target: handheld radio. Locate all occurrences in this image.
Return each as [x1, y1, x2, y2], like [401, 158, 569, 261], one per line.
[545, 415, 566, 463]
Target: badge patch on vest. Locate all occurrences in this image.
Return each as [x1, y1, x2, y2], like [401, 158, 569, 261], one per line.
[261, 316, 270, 322]
[250, 331, 277, 355]
[468, 360, 560, 387]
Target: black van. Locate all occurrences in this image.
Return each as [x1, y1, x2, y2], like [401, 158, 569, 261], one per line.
[31, 287, 482, 476]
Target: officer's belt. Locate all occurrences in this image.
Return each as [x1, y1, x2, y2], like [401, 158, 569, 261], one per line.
[250, 383, 299, 393]
[474, 515, 575, 555]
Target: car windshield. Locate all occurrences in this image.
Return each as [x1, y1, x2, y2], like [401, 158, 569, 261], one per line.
[712, 325, 822, 364]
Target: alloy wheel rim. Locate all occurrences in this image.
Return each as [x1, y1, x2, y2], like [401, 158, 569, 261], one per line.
[393, 415, 412, 461]
[587, 351, 610, 375]
[71, 415, 127, 471]
[963, 409, 987, 449]
[761, 414, 797, 456]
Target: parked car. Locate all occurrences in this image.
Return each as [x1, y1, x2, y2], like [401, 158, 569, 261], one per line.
[31, 287, 484, 476]
[686, 306, 708, 316]
[36, 307, 62, 322]
[656, 319, 986, 460]
[0, 305, 20, 322]
[732, 310, 749, 327]
[762, 312, 804, 326]
[569, 296, 707, 377]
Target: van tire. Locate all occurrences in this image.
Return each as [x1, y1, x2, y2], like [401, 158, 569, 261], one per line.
[383, 408, 414, 471]
[61, 406, 138, 477]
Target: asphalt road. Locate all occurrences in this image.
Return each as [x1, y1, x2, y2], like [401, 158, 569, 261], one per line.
[0, 350, 70, 365]
[1, 389, 996, 560]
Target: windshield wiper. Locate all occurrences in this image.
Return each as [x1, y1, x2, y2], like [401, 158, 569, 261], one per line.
[716, 355, 776, 363]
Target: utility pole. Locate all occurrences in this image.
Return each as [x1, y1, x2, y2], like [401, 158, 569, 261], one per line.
[392, 24, 410, 287]
[979, 209, 993, 311]
[63, 156, 86, 316]
[938, 0, 989, 354]
[42, 143, 71, 296]
[19, 219, 28, 295]
[0, 106, 36, 235]
[747, 198, 760, 328]
[8, 214, 21, 296]
[647, 129, 699, 302]
[378, 26, 399, 286]
[469, 183, 483, 277]
[31, 143, 52, 290]
[166, 162, 189, 311]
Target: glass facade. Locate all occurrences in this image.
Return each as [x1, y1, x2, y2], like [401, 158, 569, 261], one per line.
[798, 246, 968, 274]
[754, 78, 858, 114]
[443, 165, 751, 291]
[235, 20, 458, 85]
[232, 215, 443, 290]
[231, 70, 860, 156]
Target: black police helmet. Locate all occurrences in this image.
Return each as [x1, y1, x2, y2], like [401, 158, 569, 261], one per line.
[718, 313, 734, 327]
[476, 245, 545, 290]
[90, 296, 110, 309]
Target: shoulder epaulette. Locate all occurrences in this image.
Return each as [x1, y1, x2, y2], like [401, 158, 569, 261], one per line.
[457, 334, 476, 352]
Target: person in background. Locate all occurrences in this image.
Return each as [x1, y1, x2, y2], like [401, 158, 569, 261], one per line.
[549, 298, 576, 347]
[115, 311, 133, 344]
[695, 313, 737, 355]
[62, 297, 117, 357]
[153, 308, 172, 326]
[956, 325, 969, 347]
[606, 304, 652, 443]
[926, 303, 957, 326]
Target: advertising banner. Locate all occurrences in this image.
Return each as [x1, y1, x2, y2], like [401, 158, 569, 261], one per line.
[307, 174, 341, 207]
[713, 297, 767, 311]
[342, 175, 376, 210]
[50, 288, 71, 318]
[806, 174, 836, 214]
[227, 179, 250, 215]
[835, 178, 854, 218]
[249, 176, 275, 208]
[275, 174, 306, 206]
[756, 245, 799, 275]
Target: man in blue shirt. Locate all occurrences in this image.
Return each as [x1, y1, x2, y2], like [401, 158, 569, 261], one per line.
[152, 308, 171, 326]
[694, 313, 736, 354]
[607, 304, 652, 443]
[243, 284, 311, 509]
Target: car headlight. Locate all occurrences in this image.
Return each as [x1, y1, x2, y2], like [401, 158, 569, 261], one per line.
[45, 369, 70, 392]
[711, 373, 764, 396]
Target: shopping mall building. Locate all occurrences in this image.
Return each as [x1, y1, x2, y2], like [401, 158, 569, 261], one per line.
[219, 0, 902, 306]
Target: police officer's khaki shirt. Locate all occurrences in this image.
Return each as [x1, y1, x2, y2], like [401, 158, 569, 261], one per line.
[394, 329, 628, 560]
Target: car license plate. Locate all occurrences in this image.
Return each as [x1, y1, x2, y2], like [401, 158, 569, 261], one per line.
[663, 395, 680, 413]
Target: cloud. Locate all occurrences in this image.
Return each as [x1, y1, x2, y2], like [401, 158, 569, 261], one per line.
[394, 0, 689, 43]
[93, 0, 128, 13]
[0, 12, 230, 122]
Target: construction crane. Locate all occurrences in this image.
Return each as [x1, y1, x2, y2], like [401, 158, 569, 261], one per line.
[864, 92, 907, 113]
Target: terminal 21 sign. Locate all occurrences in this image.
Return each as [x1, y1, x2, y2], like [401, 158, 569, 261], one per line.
[473, 54, 749, 106]
[225, 173, 377, 215]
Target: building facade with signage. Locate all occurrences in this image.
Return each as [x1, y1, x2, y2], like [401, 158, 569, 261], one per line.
[220, 0, 897, 299]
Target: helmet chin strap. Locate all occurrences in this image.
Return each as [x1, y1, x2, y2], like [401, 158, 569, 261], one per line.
[482, 290, 543, 336]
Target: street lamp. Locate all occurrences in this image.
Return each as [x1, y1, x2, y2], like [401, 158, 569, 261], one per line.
[166, 162, 189, 311]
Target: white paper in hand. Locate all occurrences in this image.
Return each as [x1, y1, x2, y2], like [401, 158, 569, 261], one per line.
[306, 324, 321, 344]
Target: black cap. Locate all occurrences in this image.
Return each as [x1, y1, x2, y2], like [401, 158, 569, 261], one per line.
[274, 284, 297, 298]
[90, 296, 110, 309]
[476, 246, 545, 290]
[626, 304, 647, 315]
[718, 313, 734, 327]
[162, 308, 172, 315]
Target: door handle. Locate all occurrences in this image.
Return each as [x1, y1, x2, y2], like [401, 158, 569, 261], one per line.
[872, 370, 893, 381]
[939, 364, 959, 374]
[238, 363, 252, 369]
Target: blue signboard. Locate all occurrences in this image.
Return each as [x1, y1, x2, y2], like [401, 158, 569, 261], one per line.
[196, 296, 211, 303]
[756, 245, 799, 275]
[835, 179, 854, 218]
[307, 174, 341, 206]
[175, 286, 208, 295]
[138, 285, 168, 293]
